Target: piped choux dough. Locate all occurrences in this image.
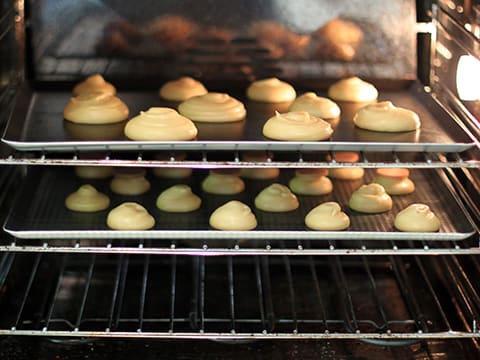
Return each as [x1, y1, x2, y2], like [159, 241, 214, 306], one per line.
[124, 107, 198, 141]
[110, 169, 151, 195]
[209, 200, 257, 231]
[394, 203, 441, 232]
[107, 202, 155, 230]
[353, 101, 421, 132]
[202, 170, 245, 195]
[246, 78, 296, 103]
[65, 185, 110, 212]
[349, 183, 392, 213]
[156, 185, 201, 212]
[240, 151, 280, 180]
[159, 77, 208, 101]
[328, 77, 378, 103]
[263, 111, 333, 141]
[178, 92, 246, 122]
[305, 202, 350, 231]
[289, 92, 340, 120]
[328, 152, 365, 180]
[152, 152, 192, 179]
[73, 74, 116, 96]
[254, 183, 299, 212]
[63, 93, 129, 124]
[75, 166, 114, 179]
[289, 169, 333, 195]
[373, 168, 415, 195]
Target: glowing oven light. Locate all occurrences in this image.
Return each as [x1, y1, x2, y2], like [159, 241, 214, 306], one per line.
[456, 55, 480, 101]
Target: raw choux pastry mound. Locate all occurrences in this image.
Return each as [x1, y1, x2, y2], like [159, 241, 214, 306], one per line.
[110, 169, 151, 195]
[107, 202, 155, 230]
[156, 185, 201, 212]
[246, 78, 296, 103]
[240, 151, 280, 180]
[328, 152, 365, 180]
[63, 93, 129, 124]
[328, 77, 378, 103]
[394, 203, 441, 232]
[178, 92, 246, 122]
[262, 111, 333, 141]
[353, 101, 421, 132]
[349, 183, 392, 214]
[289, 92, 341, 120]
[159, 77, 207, 101]
[289, 168, 333, 195]
[373, 168, 415, 195]
[152, 152, 192, 179]
[75, 166, 114, 179]
[209, 200, 258, 231]
[305, 202, 350, 231]
[73, 74, 116, 96]
[254, 183, 299, 212]
[201, 170, 245, 195]
[65, 184, 110, 212]
[124, 107, 198, 141]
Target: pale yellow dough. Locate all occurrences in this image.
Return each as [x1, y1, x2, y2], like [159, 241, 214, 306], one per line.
[328, 152, 365, 180]
[152, 152, 192, 179]
[263, 111, 333, 141]
[202, 171, 245, 195]
[65, 184, 110, 212]
[289, 92, 340, 119]
[110, 169, 151, 195]
[394, 204, 441, 232]
[75, 166, 114, 179]
[124, 107, 198, 141]
[289, 169, 333, 195]
[209, 200, 258, 231]
[240, 151, 279, 180]
[159, 77, 208, 101]
[246, 78, 296, 103]
[73, 74, 116, 96]
[373, 168, 415, 195]
[305, 202, 350, 231]
[107, 202, 155, 230]
[156, 185, 201, 212]
[353, 101, 420, 132]
[254, 183, 299, 212]
[64, 93, 129, 124]
[349, 183, 392, 213]
[328, 77, 378, 102]
[178, 92, 246, 122]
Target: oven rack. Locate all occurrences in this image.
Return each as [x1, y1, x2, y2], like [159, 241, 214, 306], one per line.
[0, 253, 478, 340]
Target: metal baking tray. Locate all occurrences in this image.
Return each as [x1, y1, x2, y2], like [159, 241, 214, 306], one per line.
[3, 167, 476, 241]
[2, 83, 475, 152]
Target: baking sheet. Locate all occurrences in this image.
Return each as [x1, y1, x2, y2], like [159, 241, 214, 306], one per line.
[2, 84, 474, 152]
[3, 167, 476, 241]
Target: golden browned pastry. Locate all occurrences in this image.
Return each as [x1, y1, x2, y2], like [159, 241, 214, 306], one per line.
[63, 93, 129, 124]
[209, 200, 257, 231]
[107, 202, 155, 230]
[289, 92, 341, 120]
[65, 185, 110, 212]
[201, 170, 245, 195]
[263, 111, 333, 141]
[328, 152, 365, 180]
[75, 166, 114, 179]
[124, 107, 198, 141]
[110, 169, 151, 195]
[349, 183, 392, 213]
[73, 74, 116, 96]
[159, 77, 208, 101]
[394, 203, 441, 232]
[353, 101, 421, 132]
[289, 168, 333, 195]
[146, 15, 197, 52]
[240, 151, 280, 180]
[246, 78, 296, 103]
[152, 152, 192, 179]
[328, 77, 378, 103]
[305, 202, 350, 231]
[178, 92, 246, 122]
[254, 183, 299, 212]
[373, 168, 415, 195]
[156, 185, 201, 212]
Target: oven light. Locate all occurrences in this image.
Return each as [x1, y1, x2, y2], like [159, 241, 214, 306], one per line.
[456, 55, 480, 101]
